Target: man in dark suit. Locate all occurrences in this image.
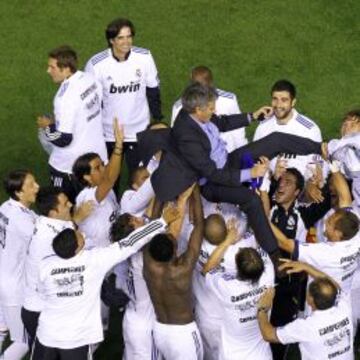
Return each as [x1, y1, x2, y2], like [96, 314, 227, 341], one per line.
[150, 83, 324, 258]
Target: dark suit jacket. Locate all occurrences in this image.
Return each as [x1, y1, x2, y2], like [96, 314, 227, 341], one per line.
[151, 109, 251, 201]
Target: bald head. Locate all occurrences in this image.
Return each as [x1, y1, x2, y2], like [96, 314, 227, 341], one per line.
[191, 66, 213, 87]
[204, 214, 227, 245]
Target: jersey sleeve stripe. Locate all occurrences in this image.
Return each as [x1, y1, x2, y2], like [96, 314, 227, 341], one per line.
[216, 89, 235, 99]
[118, 220, 164, 248]
[132, 46, 150, 54]
[295, 115, 314, 129]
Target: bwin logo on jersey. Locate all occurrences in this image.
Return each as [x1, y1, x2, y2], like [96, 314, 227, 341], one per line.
[110, 82, 140, 94]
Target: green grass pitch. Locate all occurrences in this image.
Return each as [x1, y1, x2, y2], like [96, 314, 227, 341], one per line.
[0, 0, 359, 358]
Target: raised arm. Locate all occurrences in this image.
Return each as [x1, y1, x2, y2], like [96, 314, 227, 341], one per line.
[182, 185, 204, 266]
[95, 119, 124, 202]
[167, 184, 195, 239]
[270, 223, 295, 254]
[202, 220, 238, 275]
[278, 259, 340, 288]
[328, 161, 353, 208]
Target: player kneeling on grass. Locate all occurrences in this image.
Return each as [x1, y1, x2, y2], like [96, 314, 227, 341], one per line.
[30, 206, 179, 360]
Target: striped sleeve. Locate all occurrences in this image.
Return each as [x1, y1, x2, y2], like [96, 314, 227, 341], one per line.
[97, 218, 167, 272]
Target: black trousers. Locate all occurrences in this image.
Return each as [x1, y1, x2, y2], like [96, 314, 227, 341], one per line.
[31, 338, 92, 360]
[106, 141, 140, 197]
[49, 166, 82, 204]
[21, 307, 40, 349]
[202, 132, 322, 255]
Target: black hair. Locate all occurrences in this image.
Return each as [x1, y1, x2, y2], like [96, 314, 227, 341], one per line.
[309, 278, 338, 310]
[285, 167, 305, 192]
[271, 79, 296, 99]
[72, 152, 99, 186]
[36, 186, 63, 216]
[128, 166, 147, 189]
[3, 169, 31, 200]
[48, 45, 77, 73]
[235, 248, 264, 284]
[53, 228, 78, 259]
[148, 233, 174, 262]
[110, 213, 135, 243]
[105, 18, 136, 47]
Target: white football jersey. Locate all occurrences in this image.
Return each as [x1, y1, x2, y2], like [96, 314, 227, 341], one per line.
[85, 47, 160, 142]
[205, 251, 274, 360]
[23, 216, 74, 312]
[277, 296, 353, 360]
[297, 234, 360, 294]
[0, 199, 37, 306]
[50, 71, 108, 173]
[171, 88, 247, 152]
[254, 109, 322, 180]
[36, 218, 166, 349]
[120, 177, 154, 217]
[76, 187, 118, 249]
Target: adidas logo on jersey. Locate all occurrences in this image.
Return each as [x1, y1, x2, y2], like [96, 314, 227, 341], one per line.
[110, 82, 140, 94]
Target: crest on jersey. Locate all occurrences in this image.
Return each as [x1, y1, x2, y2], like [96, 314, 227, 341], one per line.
[287, 215, 296, 229]
[135, 69, 142, 78]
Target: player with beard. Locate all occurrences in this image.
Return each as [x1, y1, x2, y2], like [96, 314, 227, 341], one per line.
[254, 80, 323, 184]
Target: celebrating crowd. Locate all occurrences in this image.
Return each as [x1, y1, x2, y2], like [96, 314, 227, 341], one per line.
[0, 17, 359, 360]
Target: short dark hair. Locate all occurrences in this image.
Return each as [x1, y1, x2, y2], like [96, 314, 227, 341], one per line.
[72, 152, 99, 186]
[191, 66, 213, 86]
[334, 209, 359, 240]
[235, 248, 264, 284]
[204, 214, 227, 245]
[285, 167, 305, 192]
[105, 18, 135, 47]
[3, 169, 30, 200]
[48, 45, 77, 73]
[181, 82, 218, 114]
[128, 166, 147, 189]
[309, 278, 338, 310]
[53, 228, 78, 259]
[148, 233, 174, 262]
[36, 187, 63, 216]
[271, 79, 296, 99]
[110, 213, 134, 243]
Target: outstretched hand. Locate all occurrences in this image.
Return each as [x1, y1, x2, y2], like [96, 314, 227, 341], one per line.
[113, 118, 124, 146]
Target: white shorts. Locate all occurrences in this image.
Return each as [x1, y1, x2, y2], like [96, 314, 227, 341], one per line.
[196, 318, 220, 360]
[122, 305, 159, 360]
[153, 321, 203, 360]
[3, 305, 27, 343]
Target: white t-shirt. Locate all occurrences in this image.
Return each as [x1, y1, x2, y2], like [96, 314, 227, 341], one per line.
[205, 247, 274, 360]
[171, 88, 247, 152]
[36, 218, 166, 349]
[254, 109, 322, 180]
[297, 234, 360, 294]
[49, 71, 108, 173]
[120, 177, 154, 217]
[76, 187, 118, 248]
[0, 199, 37, 306]
[23, 216, 74, 312]
[277, 296, 353, 360]
[85, 47, 160, 142]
